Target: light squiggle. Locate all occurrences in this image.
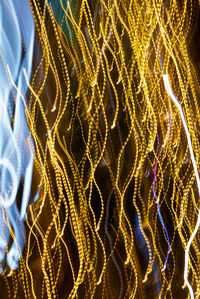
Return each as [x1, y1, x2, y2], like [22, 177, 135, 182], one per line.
[0, 0, 35, 272]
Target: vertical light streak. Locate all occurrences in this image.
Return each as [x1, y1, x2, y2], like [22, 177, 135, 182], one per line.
[152, 115, 172, 271]
[105, 190, 124, 299]
[163, 73, 200, 299]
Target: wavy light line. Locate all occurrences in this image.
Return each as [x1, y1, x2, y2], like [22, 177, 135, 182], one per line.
[0, 0, 35, 271]
[163, 73, 200, 299]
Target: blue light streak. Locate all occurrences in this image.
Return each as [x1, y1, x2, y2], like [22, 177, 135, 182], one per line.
[152, 114, 172, 272]
[0, 0, 35, 272]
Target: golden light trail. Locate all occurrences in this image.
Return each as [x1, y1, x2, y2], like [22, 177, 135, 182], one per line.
[1, 1, 200, 298]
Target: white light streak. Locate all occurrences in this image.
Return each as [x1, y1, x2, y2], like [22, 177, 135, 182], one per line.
[163, 73, 200, 299]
